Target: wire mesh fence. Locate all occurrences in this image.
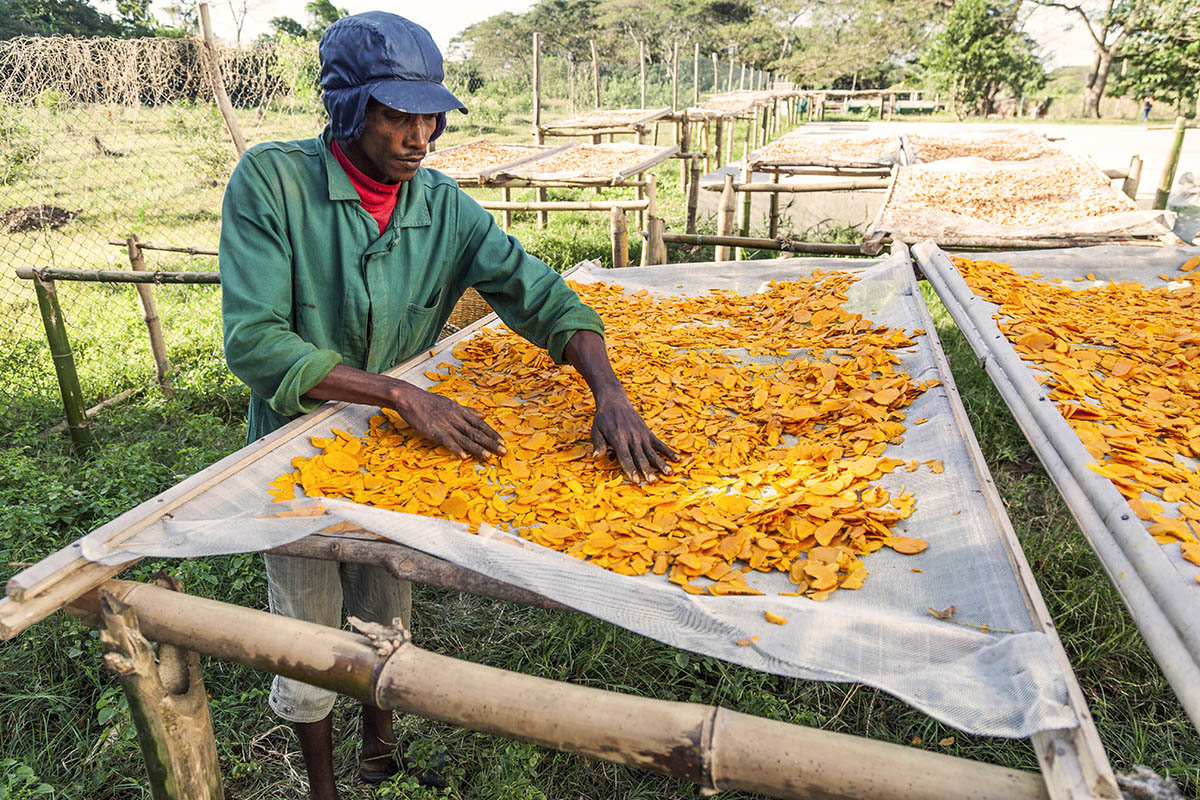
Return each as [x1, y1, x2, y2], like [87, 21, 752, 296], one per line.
[0, 32, 766, 439]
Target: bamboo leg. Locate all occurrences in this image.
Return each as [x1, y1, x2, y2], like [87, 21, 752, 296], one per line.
[737, 161, 752, 260]
[99, 578, 223, 800]
[502, 187, 512, 230]
[768, 171, 780, 239]
[610, 207, 629, 268]
[126, 236, 174, 398]
[715, 174, 736, 261]
[726, 118, 735, 165]
[714, 117, 724, 167]
[32, 275, 93, 454]
[641, 174, 658, 267]
[703, 120, 712, 172]
[635, 173, 645, 230]
[679, 120, 690, 192]
[537, 187, 548, 229]
[686, 158, 701, 235]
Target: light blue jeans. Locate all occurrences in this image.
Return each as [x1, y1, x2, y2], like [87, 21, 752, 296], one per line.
[264, 553, 411, 722]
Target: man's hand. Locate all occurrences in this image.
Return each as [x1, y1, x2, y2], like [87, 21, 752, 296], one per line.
[591, 394, 678, 484]
[304, 364, 505, 460]
[564, 330, 680, 483]
[391, 383, 506, 460]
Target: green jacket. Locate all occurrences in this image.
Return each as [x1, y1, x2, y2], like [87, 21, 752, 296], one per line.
[219, 128, 604, 442]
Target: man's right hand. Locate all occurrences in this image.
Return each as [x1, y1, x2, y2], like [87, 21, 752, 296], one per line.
[304, 364, 505, 461]
[390, 382, 506, 460]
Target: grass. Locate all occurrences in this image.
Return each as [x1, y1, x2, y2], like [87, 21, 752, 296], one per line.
[1, 101, 1198, 798]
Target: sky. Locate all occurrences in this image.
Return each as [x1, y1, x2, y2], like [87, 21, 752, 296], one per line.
[158, 2, 1096, 70]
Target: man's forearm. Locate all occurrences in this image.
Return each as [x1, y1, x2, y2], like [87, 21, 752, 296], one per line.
[562, 330, 627, 408]
[304, 364, 422, 413]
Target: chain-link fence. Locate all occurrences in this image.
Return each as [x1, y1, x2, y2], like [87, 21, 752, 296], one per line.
[0, 32, 766, 439]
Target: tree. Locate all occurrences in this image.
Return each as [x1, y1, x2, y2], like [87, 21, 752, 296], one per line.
[1108, 8, 1200, 115]
[920, 0, 1044, 117]
[1026, 0, 1199, 118]
[267, 15, 306, 39]
[304, 0, 346, 37]
[0, 0, 120, 38]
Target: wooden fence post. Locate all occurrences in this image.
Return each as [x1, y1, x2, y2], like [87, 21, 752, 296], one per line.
[1122, 154, 1143, 199]
[671, 41, 680, 111]
[532, 33, 543, 144]
[715, 174, 736, 261]
[32, 275, 93, 454]
[1154, 116, 1186, 210]
[610, 207, 629, 268]
[641, 174, 658, 266]
[197, 3, 246, 157]
[126, 236, 174, 398]
[686, 157, 701, 235]
[591, 39, 601, 108]
[639, 40, 647, 109]
[99, 578, 223, 800]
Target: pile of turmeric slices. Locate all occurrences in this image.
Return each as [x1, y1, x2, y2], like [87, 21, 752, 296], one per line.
[269, 272, 942, 599]
[954, 255, 1200, 579]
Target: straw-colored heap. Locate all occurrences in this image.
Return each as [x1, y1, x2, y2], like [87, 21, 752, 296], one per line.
[270, 274, 942, 599]
[955, 255, 1200, 577]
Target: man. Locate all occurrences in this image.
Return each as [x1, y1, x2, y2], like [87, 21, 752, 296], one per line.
[219, 12, 677, 799]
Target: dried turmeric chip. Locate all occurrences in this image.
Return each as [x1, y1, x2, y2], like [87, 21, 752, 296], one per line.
[1182, 541, 1200, 567]
[763, 610, 788, 625]
[884, 536, 929, 554]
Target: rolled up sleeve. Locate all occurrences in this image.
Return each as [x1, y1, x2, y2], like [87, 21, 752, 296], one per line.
[219, 154, 342, 417]
[454, 190, 604, 363]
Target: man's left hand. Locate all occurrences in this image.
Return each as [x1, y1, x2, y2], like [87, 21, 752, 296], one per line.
[591, 395, 679, 484]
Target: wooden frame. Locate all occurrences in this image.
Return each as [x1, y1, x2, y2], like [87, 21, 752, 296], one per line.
[3, 254, 1125, 799]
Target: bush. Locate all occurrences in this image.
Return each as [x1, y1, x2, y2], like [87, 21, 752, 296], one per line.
[0, 103, 40, 186]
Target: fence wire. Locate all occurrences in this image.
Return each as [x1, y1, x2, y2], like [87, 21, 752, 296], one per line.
[0, 33, 768, 437]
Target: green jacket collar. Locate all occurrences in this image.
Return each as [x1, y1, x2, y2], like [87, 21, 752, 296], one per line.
[320, 127, 431, 229]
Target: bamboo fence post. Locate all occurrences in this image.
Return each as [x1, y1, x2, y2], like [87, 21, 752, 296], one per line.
[532, 33, 543, 144]
[1122, 154, 1143, 199]
[98, 579, 223, 800]
[671, 41, 680, 111]
[739, 63, 746, 90]
[502, 187, 512, 230]
[610, 206, 629, 268]
[679, 118, 690, 191]
[639, 40, 646, 110]
[126, 236, 174, 398]
[768, 170, 780, 239]
[1154, 116, 1186, 210]
[737, 161, 752, 260]
[711, 52, 718, 95]
[590, 39, 600, 108]
[715, 173, 736, 261]
[692, 42, 700, 105]
[640, 173, 657, 267]
[686, 157, 701, 234]
[32, 275, 93, 454]
[197, 3, 246, 157]
[726, 56, 734, 92]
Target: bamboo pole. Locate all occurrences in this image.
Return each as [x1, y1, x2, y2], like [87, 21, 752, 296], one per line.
[106, 241, 218, 256]
[68, 581, 1050, 800]
[639, 40, 646, 110]
[1122, 154, 1143, 199]
[726, 116, 735, 165]
[768, 171, 780, 239]
[679, 119, 691, 190]
[711, 52, 718, 95]
[99, 578, 223, 800]
[610, 207, 629, 268]
[671, 41, 679, 111]
[197, 3, 246, 156]
[39, 386, 139, 439]
[18, 267, 220, 284]
[714, 117, 724, 167]
[703, 119, 712, 172]
[737, 161, 752, 259]
[32, 275, 93, 454]
[660, 233, 865, 256]
[692, 43, 700, 106]
[742, 112, 751, 159]
[268, 535, 569, 611]
[590, 39, 600, 108]
[1154, 116, 1186, 210]
[715, 174, 736, 261]
[641, 174, 657, 267]
[126, 236, 174, 399]
[537, 187, 548, 229]
[532, 33, 543, 143]
[726, 57, 735, 92]
[686, 158, 701, 235]
[502, 187, 512, 230]
[478, 199, 649, 212]
[701, 179, 889, 193]
[739, 63, 746, 90]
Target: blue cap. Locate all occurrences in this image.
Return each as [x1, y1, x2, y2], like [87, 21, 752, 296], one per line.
[319, 12, 467, 141]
